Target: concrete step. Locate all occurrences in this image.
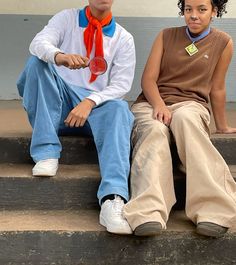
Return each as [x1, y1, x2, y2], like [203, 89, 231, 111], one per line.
[1, 134, 236, 164]
[0, 100, 236, 165]
[0, 209, 235, 265]
[0, 163, 100, 210]
[0, 136, 99, 164]
[0, 163, 235, 211]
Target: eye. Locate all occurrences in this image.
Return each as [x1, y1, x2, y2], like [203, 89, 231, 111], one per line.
[199, 8, 207, 13]
[184, 8, 192, 13]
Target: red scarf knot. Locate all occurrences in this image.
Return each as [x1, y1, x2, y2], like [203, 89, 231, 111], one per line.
[84, 6, 112, 83]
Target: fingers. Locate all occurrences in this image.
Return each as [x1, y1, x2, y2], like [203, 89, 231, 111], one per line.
[67, 55, 87, 70]
[61, 54, 89, 70]
[64, 115, 86, 127]
[64, 101, 93, 128]
[163, 113, 172, 126]
[153, 109, 172, 126]
[216, 127, 236, 134]
[64, 112, 87, 128]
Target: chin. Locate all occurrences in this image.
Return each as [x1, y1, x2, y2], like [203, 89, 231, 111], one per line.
[188, 26, 202, 34]
[97, 3, 112, 11]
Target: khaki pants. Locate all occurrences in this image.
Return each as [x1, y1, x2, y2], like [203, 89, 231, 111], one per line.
[124, 101, 236, 230]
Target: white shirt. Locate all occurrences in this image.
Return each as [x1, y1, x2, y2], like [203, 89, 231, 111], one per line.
[29, 8, 136, 105]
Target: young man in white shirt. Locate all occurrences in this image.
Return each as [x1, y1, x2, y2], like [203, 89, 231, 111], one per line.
[17, 0, 136, 235]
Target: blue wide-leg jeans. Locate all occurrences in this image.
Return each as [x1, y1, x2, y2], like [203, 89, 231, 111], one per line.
[17, 56, 134, 204]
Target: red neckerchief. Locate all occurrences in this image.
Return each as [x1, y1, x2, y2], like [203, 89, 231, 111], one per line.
[84, 6, 112, 83]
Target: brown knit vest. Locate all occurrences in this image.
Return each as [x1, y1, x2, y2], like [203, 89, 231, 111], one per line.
[136, 26, 230, 111]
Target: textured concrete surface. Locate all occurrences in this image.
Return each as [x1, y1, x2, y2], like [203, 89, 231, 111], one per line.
[0, 163, 234, 212]
[0, 210, 235, 265]
[0, 101, 236, 265]
[0, 209, 234, 232]
[0, 100, 235, 137]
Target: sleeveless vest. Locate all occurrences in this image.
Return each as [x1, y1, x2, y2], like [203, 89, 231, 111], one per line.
[136, 26, 230, 111]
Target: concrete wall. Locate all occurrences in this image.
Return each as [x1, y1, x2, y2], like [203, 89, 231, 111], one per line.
[0, 1, 236, 101]
[1, 0, 236, 17]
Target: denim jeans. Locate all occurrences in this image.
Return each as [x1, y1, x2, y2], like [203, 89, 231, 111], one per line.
[17, 56, 134, 204]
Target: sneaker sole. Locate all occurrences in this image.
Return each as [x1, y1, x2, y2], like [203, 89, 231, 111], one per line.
[134, 222, 163, 236]
[196, 224, 228, 238]
[32, 170, 57, 177]
[99, 215, 132, 235]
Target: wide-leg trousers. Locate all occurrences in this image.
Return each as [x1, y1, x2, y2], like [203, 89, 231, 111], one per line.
[124, 101, 236, 230]
[17, 56, 134, 204]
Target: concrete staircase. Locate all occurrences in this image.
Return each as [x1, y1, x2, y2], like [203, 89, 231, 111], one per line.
[0, 100, 236, 265]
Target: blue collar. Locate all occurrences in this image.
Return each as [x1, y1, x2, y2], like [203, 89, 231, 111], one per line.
[186, 26, 211, 43]
[79, 7, 116, 38]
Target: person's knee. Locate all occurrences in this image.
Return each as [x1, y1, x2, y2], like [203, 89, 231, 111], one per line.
[28, 56, 47, 73]
[135, 121, 169, 143]
[106, 100, 133, 123]
[171, 108, 200, 131]
[106, 99, 129, 112]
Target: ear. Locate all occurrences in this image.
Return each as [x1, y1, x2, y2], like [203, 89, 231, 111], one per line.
[212, 6, 218, 17]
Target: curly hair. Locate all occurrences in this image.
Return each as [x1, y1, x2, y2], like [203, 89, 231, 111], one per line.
[177, 0, 228, 17]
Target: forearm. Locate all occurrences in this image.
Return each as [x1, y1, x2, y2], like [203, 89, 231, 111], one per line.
[142, 78, 165, 108]
[29, 37, 62, 64]
[141, 78, 171, 125]
[210, 89, 228, 131]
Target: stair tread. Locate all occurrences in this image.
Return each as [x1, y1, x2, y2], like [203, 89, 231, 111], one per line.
[0, 100, 236, 139]
[0, 209, 235, 233]
[0, 163, 100, 179]
[0, 163, 235, 179]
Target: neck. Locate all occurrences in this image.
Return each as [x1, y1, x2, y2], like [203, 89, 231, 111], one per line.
[188, 31, 200, 38]
[89, 6, 111, 21]
[186, 26, 211, 42]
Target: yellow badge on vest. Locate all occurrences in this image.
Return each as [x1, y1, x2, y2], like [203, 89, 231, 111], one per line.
[185, 43, 198, 56]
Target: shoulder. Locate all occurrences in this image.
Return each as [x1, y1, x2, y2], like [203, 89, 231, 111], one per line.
[211, 27, 231, 43]
[211, 27, 231, 38]
[161, 26, 185, 42]
[50, 8, 78, 23]
[210, 27, 232, 52]
[162, 26, 185, 35]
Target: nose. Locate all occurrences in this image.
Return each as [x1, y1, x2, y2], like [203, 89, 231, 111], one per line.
[190, 11, 198, 21]
[190, 15, 198, 20]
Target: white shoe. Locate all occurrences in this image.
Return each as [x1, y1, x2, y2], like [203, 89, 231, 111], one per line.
[99, 195, 132, 234]
[32, 159, 58, 177]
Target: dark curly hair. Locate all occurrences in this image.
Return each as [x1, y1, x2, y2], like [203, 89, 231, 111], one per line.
[177, 0, 228, 17]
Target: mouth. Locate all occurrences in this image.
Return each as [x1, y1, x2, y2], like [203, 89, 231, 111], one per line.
[188, 23, 201, 28]
[99, 0, 110, 3]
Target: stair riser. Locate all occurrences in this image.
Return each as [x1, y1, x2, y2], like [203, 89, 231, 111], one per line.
[0, 177, 99, 210]
[0, 174, 235, 210]
[0, 231, 235, 265]
[0, 137, 235, 164]
[0, 137, 99, 164]
[211, 138, 236, 165]
[0, 173, 185, 210]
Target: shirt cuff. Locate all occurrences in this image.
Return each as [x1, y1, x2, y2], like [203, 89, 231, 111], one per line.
[48, 48, 64, 64]
[86, 94, 103, 106]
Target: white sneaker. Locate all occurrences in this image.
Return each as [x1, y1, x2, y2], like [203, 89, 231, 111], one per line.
[99, 195, 132, 234]
[32, 159, 58, 177]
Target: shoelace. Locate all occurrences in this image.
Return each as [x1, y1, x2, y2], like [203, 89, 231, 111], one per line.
[112, 196, 124, 217]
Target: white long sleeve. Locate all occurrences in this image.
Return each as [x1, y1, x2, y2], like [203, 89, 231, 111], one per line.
[29, 8, 136, 105]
